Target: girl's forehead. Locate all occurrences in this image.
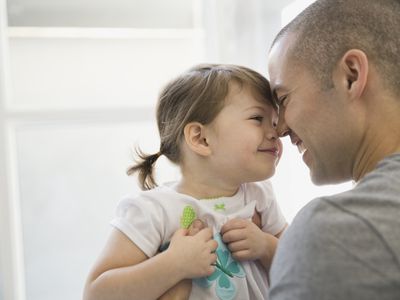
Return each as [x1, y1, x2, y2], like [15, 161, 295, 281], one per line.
[252, 90, 278, 112]
[226, 84, 274, 109]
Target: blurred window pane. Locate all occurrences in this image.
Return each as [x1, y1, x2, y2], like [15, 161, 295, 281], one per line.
[7, 0, 194, 28]
[16, 121, 179, 300]
[9, 35, 202, 110]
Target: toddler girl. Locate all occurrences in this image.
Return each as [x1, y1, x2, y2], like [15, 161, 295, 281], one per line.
[84, 64, 287, 300]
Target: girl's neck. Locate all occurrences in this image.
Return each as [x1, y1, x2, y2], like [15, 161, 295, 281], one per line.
[176, 177, 240, 200]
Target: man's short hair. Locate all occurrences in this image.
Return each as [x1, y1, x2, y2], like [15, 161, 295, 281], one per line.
[272, 0, 400, 93]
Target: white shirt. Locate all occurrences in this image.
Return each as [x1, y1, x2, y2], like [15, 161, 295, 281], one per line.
[111, 180, 286, 300]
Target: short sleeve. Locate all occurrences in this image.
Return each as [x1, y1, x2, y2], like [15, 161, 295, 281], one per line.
[253, 181, 286, 235]
[269, 196, 400, 300]
[110, 194, 164, 257]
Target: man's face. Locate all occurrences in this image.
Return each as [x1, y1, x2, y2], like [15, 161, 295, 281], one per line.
[268, 34, 359, 184]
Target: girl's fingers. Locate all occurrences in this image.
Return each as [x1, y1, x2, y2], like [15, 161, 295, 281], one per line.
[188, 219, 206, 235]
[231, 249, 252, 261]
[220, 218, 247, 234]
[226, 240, 248, 252]
[207, 239, 218, 252]
[222, 228, 247, 243]
[196, 227, 214, 240]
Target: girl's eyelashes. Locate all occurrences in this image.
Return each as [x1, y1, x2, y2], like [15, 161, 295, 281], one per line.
[250, 115, 264, 122]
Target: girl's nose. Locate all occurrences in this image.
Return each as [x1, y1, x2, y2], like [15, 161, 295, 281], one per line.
[266, 126, 278, 140]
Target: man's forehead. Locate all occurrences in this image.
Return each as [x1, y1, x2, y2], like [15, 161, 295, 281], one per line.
[268, 35, 301, 92]
[268, 36, 293, 71]
[268, 55, 291, 93]
[269, 33, 296, 59]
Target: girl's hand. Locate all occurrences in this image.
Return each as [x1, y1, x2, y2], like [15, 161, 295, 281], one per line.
[158, 219, 207, 300]
[220, 218, 278, 269]
[166, 225, 218, 280]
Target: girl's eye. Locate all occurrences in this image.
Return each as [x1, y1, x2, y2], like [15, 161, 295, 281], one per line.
[251, 116, 264, 122]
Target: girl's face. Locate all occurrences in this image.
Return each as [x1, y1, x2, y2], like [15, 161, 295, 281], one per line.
[204, 83, 281, 185]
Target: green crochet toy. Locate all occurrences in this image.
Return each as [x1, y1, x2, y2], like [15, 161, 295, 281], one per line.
[180, 205, 196, 229]
[161, 205, 233, 278]
[159, 205, 197, 252]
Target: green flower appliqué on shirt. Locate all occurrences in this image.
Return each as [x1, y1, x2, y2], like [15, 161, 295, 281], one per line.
[214, 203, 226, 211]
[194, 232, 246, 300]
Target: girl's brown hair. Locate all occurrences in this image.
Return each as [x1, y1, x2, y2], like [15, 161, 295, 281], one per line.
[128, 64, 275, 190]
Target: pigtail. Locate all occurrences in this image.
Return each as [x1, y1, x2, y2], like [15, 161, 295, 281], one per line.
[127, 148, 161, 190]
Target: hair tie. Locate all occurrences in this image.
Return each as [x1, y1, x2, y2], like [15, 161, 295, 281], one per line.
[148, 151, 162, 165]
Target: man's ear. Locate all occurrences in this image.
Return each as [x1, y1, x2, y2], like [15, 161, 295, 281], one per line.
[337, 49, 368, 99]
[183, 122, 211, 156]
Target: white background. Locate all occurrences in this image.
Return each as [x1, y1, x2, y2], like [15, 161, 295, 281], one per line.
[0, 0, 352, 299]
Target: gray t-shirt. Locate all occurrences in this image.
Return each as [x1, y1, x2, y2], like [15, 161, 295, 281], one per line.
[269, 153, 400, 300]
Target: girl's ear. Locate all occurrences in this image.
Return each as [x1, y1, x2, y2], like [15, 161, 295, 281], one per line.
[183, 122, 211, 156]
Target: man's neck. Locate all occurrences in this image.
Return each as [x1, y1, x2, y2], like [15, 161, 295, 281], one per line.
[353, 101, 400, 181]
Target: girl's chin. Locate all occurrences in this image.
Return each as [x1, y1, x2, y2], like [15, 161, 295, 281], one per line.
[258, 169, 276, 181]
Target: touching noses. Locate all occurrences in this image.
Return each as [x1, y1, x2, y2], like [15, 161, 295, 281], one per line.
[266, 129, 278, 141]
[265, 121, 282, 160]
[265, 122, 278, 141]
[276, 110, 290, 137]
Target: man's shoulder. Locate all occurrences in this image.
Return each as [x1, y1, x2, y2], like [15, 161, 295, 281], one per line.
[356, 152, 400, 195]
[271, 192, 400, 299]
[279, 192, 364, 247]
[288, 196, 339, 227]
[269, 154, 400, 299]
[279, 198, 323, 239]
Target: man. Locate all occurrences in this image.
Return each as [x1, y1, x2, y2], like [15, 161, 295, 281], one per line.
[267, 0, 400, 299]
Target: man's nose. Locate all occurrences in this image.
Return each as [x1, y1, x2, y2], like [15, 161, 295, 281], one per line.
[276, 111, 290, 137]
